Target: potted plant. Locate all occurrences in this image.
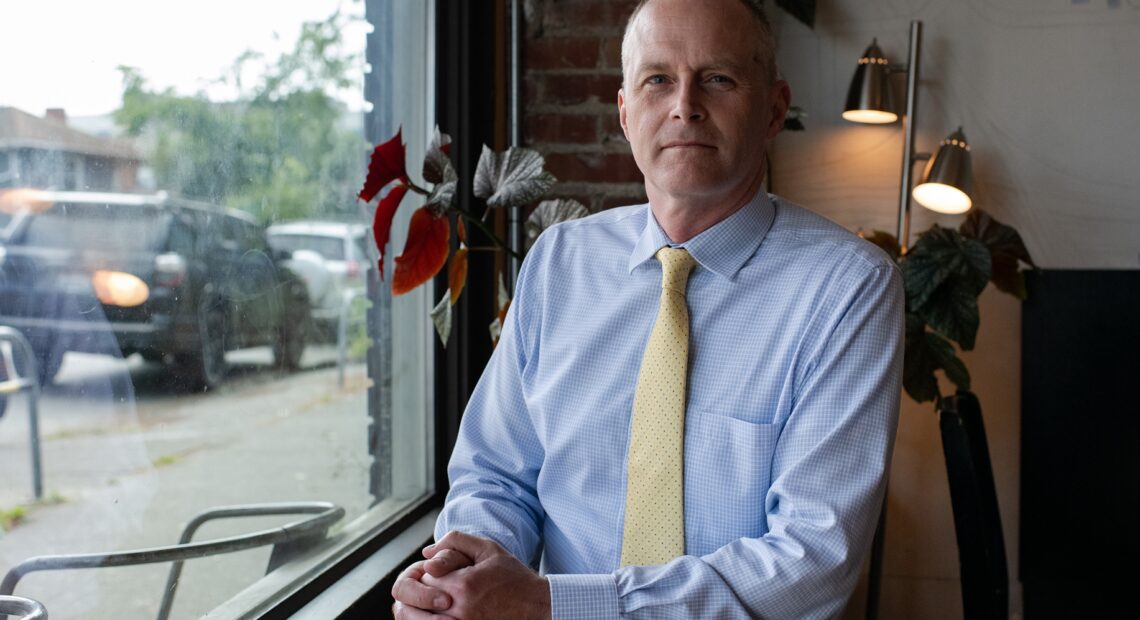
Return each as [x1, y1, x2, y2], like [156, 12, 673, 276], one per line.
[863, 214, 1034, 620]
[357, 127, 588, 344]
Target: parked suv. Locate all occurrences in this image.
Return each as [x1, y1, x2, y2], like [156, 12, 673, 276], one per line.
[0, 190, 310, 390]
[266, 220, 370, 339]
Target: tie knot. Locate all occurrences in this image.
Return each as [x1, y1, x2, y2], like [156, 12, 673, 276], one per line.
[655, 247, 698, 293]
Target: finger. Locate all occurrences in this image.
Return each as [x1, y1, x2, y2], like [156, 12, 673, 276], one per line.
[392, 570, 452, 611]
[390, 561, 426, 600]
[422, 548, 475, 578]
[428, 531, 503, 563]
[393, 601, 455, 619]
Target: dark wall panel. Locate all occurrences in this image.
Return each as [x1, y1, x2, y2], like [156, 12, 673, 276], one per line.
[1021, 269, 1140, 618]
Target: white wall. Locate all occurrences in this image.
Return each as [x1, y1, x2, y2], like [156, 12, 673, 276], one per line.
[769, 1, 1140, 617]
[771, 0, 1140, 269]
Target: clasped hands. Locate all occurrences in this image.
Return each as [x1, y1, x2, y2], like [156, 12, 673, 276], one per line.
[391, 531, 551, 619]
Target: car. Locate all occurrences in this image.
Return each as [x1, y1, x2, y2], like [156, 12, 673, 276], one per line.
[266, 220, 371, 339]
[0, 189, 311, 391]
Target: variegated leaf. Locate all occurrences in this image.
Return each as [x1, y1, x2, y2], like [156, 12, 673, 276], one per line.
[473, 145, 557, 209]
[431, 290, 452, 345]
[525, 199, 590, 249]
[425, 179, 456, 216]
[422, 126, 454, 184]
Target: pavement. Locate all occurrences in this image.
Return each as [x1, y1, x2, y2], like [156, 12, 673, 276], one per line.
[0, 346, 377, 619]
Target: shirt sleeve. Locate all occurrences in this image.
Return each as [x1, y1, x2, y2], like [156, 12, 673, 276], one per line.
[434, 245, 546, 567]
[548, 260, 905, 619]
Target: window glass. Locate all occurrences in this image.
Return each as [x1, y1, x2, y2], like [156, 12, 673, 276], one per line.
[19, 202, 169, 251]
[0, 1, 435, 618]
[268, 234, 348, 261]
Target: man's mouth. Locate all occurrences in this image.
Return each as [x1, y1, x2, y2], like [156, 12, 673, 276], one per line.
[661, 141, 715, 150]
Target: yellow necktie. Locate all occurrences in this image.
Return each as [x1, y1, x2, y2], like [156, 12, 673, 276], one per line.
[621, 246, 698, 567]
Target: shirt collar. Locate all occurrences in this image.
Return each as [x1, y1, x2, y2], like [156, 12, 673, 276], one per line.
[627, 191, 776, 280]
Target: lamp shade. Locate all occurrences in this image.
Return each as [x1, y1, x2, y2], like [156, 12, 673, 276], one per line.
[842, 39, 897, 124]
[912, 127, 974, 214]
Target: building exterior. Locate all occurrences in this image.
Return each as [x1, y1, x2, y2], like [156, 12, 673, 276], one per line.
[0, 106, 139, 192]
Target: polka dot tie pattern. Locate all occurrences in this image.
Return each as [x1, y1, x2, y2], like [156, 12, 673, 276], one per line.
[620, 246, 698, 567]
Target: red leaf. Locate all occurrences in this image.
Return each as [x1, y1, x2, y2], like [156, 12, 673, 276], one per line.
[448, 247, 469, 305]
[359, 128, 408, 202]
[392, 208, 451, 296]
[371, 183, 409, 279]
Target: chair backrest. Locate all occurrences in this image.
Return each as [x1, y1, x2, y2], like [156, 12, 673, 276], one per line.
[939, 390, 1008, 620]
[0, 594, 48, 620]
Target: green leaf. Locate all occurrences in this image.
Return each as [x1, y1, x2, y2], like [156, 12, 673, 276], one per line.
[902, 314, 971, 404]
[959, 209, 1035, 300]
[919, 275, 982, 350]
[905, 227, 991, 305]
[902, 227, 984, 305]
[904, 226, 957, 310]
[903, 314, 941, 403]
[924, 330, 971, 391]
[904, 228, 990, 350]
[473, 146, 557, 209]
[903, 227, 990, 349]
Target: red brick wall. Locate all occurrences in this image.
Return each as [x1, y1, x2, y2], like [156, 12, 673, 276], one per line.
[523, 0, 645, 212]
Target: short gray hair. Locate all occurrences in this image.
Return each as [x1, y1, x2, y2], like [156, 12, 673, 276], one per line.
[620, 0, 778, 87]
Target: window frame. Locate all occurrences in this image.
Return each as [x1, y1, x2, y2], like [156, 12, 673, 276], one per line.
[246, 0, 508, 617]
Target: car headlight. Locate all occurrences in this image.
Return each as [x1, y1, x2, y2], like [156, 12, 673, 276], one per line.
[92, 270, 150, 307]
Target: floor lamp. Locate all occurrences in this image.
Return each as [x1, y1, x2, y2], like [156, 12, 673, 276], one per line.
[841, 19, 976, 620]
[843, 20, 976, 253]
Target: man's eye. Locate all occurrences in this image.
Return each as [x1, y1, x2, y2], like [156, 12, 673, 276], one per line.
[646, 75, 667, 85]
[708, 75, 732, 84]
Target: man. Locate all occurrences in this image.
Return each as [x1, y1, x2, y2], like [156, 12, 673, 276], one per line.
[393, 0, 904, 617]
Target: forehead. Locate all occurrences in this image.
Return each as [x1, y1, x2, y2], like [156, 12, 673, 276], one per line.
[625, 0, 761, 71]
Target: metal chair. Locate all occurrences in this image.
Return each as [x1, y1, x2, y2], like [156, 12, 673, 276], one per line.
[0, 326, 45, 501]
[1, 501, 344, 620]
[0, 596, 47, 620]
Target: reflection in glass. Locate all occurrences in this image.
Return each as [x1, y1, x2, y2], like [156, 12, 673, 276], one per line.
[0, 1, 433, 617]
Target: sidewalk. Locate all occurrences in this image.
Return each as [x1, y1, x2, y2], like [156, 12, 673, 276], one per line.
[0, 348, 375, 619]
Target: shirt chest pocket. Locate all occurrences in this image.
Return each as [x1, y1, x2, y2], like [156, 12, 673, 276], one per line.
[683, 410, 782, 554]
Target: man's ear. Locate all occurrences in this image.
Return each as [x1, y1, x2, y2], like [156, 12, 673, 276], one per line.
[618, 88, 631, 141]
[766, 80, 792, 139]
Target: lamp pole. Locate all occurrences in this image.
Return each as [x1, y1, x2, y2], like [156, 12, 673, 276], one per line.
[896, 20, 922, 253]
[868, 24, 923, 620]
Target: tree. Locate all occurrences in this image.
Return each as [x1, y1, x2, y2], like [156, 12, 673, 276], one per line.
[113, 10, 366, 224]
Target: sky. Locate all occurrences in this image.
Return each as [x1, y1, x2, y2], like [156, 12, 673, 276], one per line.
[1, 0, 370, 118]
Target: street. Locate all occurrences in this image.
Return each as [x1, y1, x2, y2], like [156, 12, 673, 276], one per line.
[0, 345, 375, 619]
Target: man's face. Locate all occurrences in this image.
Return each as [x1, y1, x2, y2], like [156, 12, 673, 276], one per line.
[619, 0, 790, 205]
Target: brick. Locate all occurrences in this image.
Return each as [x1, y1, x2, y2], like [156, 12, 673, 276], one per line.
[526, 114, 598, 144]
[602, 37, 623, 70]
[542, 0, 639, 33]
[601, 113, 625, 140]
[539, 74, 623, 105]
[524, 75, 543, 106]
[526, 37, 601, 70]
[602, 191, 647, 211]
[544, 152, 643, 183]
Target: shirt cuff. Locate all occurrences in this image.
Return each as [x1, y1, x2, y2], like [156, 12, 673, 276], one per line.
[547, 573, 620, 620]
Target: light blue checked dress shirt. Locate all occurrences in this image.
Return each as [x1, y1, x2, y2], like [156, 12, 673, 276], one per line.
[437, 192, 904, 619]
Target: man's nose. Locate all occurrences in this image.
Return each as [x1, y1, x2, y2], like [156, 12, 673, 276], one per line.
[670, 81, 706, 122]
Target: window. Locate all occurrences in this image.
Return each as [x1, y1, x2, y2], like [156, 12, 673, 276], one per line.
[0, 1, 441, 618]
